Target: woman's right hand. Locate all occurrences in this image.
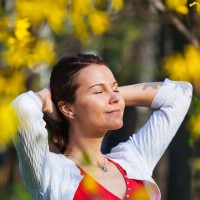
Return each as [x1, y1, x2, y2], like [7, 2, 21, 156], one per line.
[36, 86, 61, 122]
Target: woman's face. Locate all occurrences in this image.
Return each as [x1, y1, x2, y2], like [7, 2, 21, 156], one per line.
[73, 64, 125, 134]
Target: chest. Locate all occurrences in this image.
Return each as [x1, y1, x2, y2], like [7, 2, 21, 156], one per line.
[73, 161, 150, 200]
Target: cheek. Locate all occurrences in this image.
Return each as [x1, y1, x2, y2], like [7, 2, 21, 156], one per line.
[75, 98, 105, 117]
[120, 98, 125, 112]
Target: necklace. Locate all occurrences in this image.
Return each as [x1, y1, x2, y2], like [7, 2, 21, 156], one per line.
[65, 154, 108, 172]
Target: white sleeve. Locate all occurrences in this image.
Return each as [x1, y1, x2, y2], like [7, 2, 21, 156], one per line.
[127, 79, 193, 172]
[12, 91, 50, 192]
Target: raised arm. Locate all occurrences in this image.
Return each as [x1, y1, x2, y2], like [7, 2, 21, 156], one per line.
[119, 82, 162, 107]
[12, 90, 52, 193]
[128, 79, 193, 172]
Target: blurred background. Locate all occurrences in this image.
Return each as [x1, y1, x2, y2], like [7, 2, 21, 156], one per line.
[1, 0, 200, 199]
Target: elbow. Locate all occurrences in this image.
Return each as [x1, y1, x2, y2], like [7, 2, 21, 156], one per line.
[184, 81, 193, 103]
[12, 93, 32, 115]
[11, 92, 43, 120]
[174, 81, 193, 112]
[185, 81, 193, 95]
[176, 81, 193, 100]
[11, 93, 26, 109]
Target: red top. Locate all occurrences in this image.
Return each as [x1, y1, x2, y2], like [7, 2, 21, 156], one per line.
[73, 160, 150, 200]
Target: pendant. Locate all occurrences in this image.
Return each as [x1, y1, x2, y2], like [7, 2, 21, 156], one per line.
[101, 166, 108, 172]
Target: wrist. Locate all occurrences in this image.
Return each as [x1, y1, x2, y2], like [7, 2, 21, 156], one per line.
[36, 88, 51, 113]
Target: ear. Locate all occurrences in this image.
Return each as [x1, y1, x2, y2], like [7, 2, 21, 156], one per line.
[58, 101, 76, 119]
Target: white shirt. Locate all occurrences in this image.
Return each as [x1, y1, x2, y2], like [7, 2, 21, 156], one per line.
[12, 79, 193, 200]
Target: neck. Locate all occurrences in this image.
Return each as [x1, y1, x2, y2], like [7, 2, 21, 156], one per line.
[64, 128, 107, 168]
[65, 138, 103, 160]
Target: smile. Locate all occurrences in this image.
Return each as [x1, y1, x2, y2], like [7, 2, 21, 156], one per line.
[106, 110, 121, 115]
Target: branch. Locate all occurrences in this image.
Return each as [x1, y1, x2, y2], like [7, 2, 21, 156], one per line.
[147, 0, 200, 48]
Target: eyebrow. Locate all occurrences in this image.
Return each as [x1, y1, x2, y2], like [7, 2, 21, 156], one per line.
[88, 81, 118, 89]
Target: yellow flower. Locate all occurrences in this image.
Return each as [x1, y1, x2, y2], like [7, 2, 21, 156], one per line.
[163, 45, 200, 87]
[15, 0, 117, 42]
[16, 0, 68, 33]
[88, 11, 110, 35]
[5, 24, 55, 68]
[16, 0, 46, 24]
[189, 113, 200, 139]
[0, 71, 25, 148]
[190, 1, 200, 13]
[0, 103, 18, 148]
[43, 0, 68, 33]
[28, 40, 56, 67]
[0, 72, 26, 98]
[111, 0, 124, 11]
[184, 45, 200, 86]
[70, 0, 92, 41]
[0, 71, 26, 149]
[45, 7, 65, 33]
[69, 0, 117, 42]
[14, 18, 32, 41]
[71, 0, 91, 14]
[0, 16, 9, 41]
[166, 0, 188, 14]
[163, 53, 189, 81]
[4, 39, 31, 68]
[5, 39, 56, 69]
[192, 157, 200, 170]
[4, 17, 35, 68]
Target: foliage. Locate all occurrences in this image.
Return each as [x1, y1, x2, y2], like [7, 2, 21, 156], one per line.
[190, 1, 200, 13]
[163, 45, 200, 87]
[0, 181, 31, 200]
[166, 0, 189, 14]
[162, 1, 200, 198]
[165, 0, 200, 14]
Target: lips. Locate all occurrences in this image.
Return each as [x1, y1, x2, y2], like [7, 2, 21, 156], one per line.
[106, 109, 121, 114]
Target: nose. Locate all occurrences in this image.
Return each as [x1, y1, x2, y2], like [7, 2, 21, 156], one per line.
[109, 91, 120, 104]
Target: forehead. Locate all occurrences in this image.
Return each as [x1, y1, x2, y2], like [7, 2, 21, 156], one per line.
[77, 64, 116, 86]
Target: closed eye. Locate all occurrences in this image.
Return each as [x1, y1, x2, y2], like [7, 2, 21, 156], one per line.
[113, 86, 119, 92]
[94, 91, 103, 94]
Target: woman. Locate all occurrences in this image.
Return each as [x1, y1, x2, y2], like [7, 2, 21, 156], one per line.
[12, 54, 192, 200]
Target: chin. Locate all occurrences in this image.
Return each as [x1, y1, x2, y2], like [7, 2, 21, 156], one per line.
[110, 121, 123, 130]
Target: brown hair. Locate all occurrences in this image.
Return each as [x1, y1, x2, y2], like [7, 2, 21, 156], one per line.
[47, 54, 106, 152]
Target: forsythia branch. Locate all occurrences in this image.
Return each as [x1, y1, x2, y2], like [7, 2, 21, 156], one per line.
[146, 0, 200, 48]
